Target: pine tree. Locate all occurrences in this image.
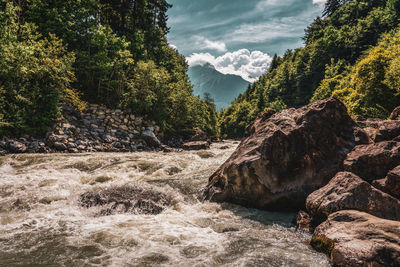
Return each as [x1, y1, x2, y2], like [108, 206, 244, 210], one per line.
[323, 0, 344, 17]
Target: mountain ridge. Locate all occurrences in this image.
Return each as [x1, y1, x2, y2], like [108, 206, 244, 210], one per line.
[188, 63, 250, 110]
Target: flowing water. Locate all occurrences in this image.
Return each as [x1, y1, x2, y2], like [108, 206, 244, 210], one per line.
[0, 141, 330, 267]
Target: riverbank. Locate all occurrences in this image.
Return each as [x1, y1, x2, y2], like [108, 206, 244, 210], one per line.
[0, 104, 165, 155]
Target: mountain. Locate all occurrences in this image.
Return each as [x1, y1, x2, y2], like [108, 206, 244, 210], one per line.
[188, 63, 250, 110]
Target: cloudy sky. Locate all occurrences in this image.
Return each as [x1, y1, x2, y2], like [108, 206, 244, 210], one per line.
[167, 0, 326, 82]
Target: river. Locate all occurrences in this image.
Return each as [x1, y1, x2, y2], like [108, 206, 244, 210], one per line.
[0, 141, 330, 266]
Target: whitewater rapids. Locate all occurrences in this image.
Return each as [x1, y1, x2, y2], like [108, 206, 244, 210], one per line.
[0, 141, 330, 266]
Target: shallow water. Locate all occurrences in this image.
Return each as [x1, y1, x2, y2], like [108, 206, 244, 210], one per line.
[0, 142, 330, 266]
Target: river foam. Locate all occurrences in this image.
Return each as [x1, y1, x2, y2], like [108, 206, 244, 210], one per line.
[0, 142, 330, 266]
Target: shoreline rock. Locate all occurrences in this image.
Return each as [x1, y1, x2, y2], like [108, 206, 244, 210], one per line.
[372, 165, 400, 199]
[201, 99, 400, 265]
[306, 172, 400, 222]
[0, 104, 163, 154]
[312, 210, 400, 266]
[203, 98, 368, 211]
[343, 141, 400, 181]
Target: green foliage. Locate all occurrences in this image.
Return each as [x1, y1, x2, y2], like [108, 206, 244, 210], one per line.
[268, 98, 287, 112]
[310, 235, 335, 255]
[98, 0, 172, 62]
[121, 60, 170, 118]
[331, 27, 400, 119]
[0, 0, 219, 139]
[220, 101, 258, 138]
[0, 3, 81, 136]
[75, 25, 135, 106]
[23, 0, 98, 50]
[120, 61, 219, 137]
[386, 0, 400, 16]
[221, 0, 400, 138]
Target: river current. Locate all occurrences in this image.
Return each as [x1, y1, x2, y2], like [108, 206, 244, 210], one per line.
[0, 141, 330, 266]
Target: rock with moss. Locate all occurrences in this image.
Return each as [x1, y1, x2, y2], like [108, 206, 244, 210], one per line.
[312, 210, 400, 266]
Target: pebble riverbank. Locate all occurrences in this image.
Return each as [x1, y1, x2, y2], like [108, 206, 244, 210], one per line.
[0, 104, 163, 155]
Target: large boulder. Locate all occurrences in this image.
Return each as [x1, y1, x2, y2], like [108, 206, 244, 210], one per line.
[306, 172, 400, 221]
[311, 210, 400, 266]
[372, 165, 400, 199]
[204, 98, 368, 210]
[344, 141, 400, 181]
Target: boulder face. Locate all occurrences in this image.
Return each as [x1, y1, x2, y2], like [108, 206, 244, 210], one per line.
[306, 172, 400, 221]
[312, 210, 400, 266]
[204, 98, 367, 211]
[358, 119, 400, 142]
[344, 141, 400, 181]
[372, 165, 400, 199]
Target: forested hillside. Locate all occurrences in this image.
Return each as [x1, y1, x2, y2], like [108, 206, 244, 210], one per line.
[221, 0, 400, 138]
[0, 0, 218, 138]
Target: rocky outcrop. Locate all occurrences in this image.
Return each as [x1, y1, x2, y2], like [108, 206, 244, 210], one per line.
[372, 165, 400, 199]
[306, 172, 400, 221]
[0, 104, 162, 154]
[203, 98, 368, 210]
[190, 127, 209, 142]
[358, 119, 400, 142]
[344, 141, 400, 181]
[311, 210, 400, 266]
[182, 141, 210, 150]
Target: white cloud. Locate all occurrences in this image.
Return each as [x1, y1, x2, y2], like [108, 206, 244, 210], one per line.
[187, 49, 272, 83]
[169, 44, 177, 50]
[224, 16, 309, 44]
[313, 0, 326, 5]
[194, 36, 227, 52]
[257, 0, 294, 9]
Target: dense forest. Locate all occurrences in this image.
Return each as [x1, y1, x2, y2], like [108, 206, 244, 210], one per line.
[221, 0, 400, 138]
[0, 0, 218, 138]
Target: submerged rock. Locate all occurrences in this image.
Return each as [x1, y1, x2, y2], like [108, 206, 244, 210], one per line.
[312, 210, 400, 266]
[306, 172, 400, 221]
[182, 141, 210, 150]
[204, 98, 366, 211]
[79, 184, 173, 215]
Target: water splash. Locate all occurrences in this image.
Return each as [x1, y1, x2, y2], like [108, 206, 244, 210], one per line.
[0, 142, 330, 266]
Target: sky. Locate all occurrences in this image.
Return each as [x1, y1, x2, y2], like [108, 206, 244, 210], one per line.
[166, 0, 327, 82]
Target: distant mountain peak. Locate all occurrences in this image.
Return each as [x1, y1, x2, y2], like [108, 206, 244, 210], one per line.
[188, 64, 250, 110]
